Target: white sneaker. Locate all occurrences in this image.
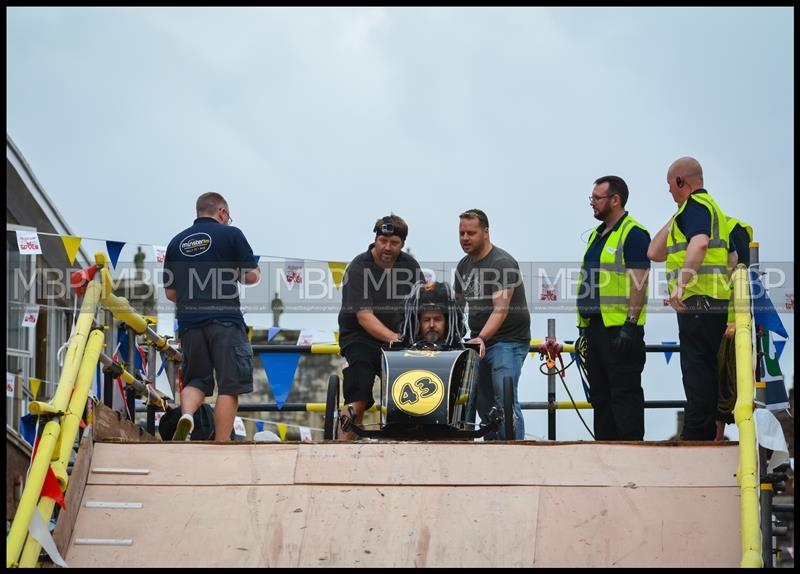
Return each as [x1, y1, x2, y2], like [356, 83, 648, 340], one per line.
[174, 413, 194, 441]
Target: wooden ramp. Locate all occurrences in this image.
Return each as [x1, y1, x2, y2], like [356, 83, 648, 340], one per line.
[61, 441, 741, 567]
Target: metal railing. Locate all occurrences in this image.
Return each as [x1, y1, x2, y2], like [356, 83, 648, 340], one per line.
[244, 335, 685, 442]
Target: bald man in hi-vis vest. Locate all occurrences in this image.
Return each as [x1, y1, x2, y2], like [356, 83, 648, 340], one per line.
[648, 157, 738, 441]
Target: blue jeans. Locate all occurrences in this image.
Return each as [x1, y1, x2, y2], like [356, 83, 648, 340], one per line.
[471, 341, 529, 440]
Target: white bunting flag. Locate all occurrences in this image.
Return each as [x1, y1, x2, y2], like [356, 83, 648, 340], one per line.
[29, 510, 68, 567]
[284, 259, 304, 286]
[154, 356, 174, 401]
[297, 329, 336, 347]
[233, 416, 247, 437]
[297, 329, 315, 346]
[16, 230, 42, 254]
[21, 305, 40, 328]
[299, 426, 312, 442]
[7, 372, 16, 398]
[153, 245, 167, 265]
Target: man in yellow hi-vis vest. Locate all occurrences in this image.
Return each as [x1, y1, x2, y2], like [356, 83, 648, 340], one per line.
[577, 175, 650, 441]
[726, 216, 753, 267]
[648, 157, 738, 440]
[716, 215, 753, 440]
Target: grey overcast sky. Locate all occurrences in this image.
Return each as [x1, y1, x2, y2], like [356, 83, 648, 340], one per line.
[7, 7, 794, 440]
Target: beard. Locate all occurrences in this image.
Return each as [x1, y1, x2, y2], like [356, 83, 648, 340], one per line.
[593, 207, 609, 221]
[423, 330, 442, 344]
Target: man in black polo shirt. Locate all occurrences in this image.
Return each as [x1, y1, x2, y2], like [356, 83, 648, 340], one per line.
[716, 215, 751, 439]
[337, 214, 423, 440]
[164, 192, 260, 441]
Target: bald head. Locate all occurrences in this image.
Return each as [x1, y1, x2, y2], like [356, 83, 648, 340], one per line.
[668, 156, 704, 187]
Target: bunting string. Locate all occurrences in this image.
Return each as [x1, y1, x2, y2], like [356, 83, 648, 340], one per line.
[237, 415, 323, 434]
[7, 300, 78, 313]
[8, 228, 341, 264]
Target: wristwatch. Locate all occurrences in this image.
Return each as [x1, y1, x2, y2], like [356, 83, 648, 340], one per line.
[625, 316, 638, 326]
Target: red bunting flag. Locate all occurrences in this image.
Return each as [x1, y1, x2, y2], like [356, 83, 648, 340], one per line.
[32, 437, 66, 509]
[40, 466, 66, 510]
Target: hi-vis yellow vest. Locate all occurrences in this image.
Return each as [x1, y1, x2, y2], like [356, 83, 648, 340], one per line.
[577, 214, 648, 328]
[726, 216, 753, 243]
[666, 192, 731, 301]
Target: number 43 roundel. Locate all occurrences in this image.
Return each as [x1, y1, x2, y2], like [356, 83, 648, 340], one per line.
[391, 369, 445, 416]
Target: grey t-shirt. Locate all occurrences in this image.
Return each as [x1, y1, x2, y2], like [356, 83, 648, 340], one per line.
[454, 245, 531, 344]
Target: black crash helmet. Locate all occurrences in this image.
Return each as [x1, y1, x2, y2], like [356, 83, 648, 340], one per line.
[417, 281, 452, 312]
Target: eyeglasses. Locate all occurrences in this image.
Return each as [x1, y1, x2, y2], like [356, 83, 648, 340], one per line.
[588, 194, 613, 204]
[220, 207, 233, 225]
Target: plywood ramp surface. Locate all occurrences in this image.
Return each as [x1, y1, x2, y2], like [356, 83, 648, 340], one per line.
[534, 486, 739, 567]
[295, 442, 737, 487]
[66, 484, 538, 567]
[88, 442, 298, 485]
[63, 441, 741, 567]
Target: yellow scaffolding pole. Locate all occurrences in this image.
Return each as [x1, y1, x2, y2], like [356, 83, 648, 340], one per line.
[18, 329, 106, 567]
[6, 280, 102, 567]
[288, 341, 578, 355]
[96, 252, 181, 361]
[8, 253, 177, 567]
[731, 265, 762, 568]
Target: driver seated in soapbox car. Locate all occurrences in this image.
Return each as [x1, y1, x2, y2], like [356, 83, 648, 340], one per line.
[328, 281, 514, 440]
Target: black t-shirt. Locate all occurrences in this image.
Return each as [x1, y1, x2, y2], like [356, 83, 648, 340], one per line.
[577, 213, 651, 318]
[164, 217, 258, 330]
[337, 245, 424, 351]
[729, 224, 750, 266]
[454, 245, 531, 344]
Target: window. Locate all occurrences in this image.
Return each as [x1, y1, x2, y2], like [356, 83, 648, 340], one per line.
[7, 226, 36, 431]
[7, 227, 36, 354]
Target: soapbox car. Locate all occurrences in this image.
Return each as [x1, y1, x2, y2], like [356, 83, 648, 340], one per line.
[323, 345, 515, 440]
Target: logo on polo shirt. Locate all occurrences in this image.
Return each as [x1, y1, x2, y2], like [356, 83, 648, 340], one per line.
[180, 233, 212, 257]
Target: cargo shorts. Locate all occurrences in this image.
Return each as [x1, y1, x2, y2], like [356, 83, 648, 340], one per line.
[180, 320, 254, 396]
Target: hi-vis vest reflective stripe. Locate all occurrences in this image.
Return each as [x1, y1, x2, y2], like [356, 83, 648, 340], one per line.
[666, 192, 731, 301]
[726, 216, 753, 243]
[577, 215, 648, 328]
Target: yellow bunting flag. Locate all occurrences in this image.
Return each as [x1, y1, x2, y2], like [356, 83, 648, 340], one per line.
[29, 377, 42, 399]
[247, 325, 254, 342]
[328, 261, 347, 290]
[86, 399, 95, 425]
[276, 423, 288, 441]
[60, 236, 82, 265]
[334, 331, 340, 344]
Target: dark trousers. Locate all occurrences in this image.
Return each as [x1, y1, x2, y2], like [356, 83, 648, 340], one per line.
[586, 318, 646, 440]
[677, 296, 728, 440]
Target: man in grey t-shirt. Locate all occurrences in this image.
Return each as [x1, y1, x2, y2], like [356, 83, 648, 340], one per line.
[454, 209, 531, 440]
